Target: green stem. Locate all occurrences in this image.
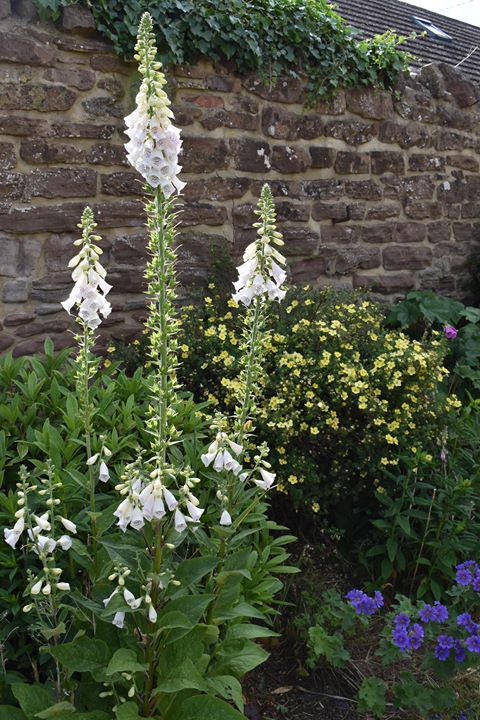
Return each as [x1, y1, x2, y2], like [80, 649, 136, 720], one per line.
[82, 323, 97, 573]
[235, 299, 263, 448]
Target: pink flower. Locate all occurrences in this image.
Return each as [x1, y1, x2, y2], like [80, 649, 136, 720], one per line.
[444, 325, 458, 340]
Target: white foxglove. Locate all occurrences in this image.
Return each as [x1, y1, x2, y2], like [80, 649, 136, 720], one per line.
[99, 461, 110, 483]
[186, 500, 204, 523]
[220, 510, 232, 526]
[174, 509, 187, 533]
[60, 517, 77, 534]
[113, 611, 125, 629]
[163, 487, 178, 511]
[58, 535, 73, 551]
[31, 579, 43, 595]
[124, 14, 185, 196]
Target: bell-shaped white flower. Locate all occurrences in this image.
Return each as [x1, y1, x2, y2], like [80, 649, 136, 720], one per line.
[174, 508, 187, 533]
[114, 497, 134, 532]
[60, 517, 77, 534]
[58, 535, 73, 551]
[148, 604, 158, 623]
[30, 579, 43, 595]
[186, 500, 204, 523]
[99, 461, 110, 483]
[220, 510, 232, 526]
[163, 487, 178, 511]
[124, 588, 142, 609]
[56, 582, 71, 591]
[130, 506, 145, 531]
[113, 611, 125, 629]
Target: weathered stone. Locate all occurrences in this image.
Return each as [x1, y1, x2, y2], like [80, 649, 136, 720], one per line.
[404, 202, 442, 219]
[271, 145, 311, 174]
[353, 272, 415, 293]
[0, 115, 50, 136]
[15, 318, 69, 337]
[309, 146, 336, 168]
[110, 233, 148, 266]
[345, 87, 394, 119]
[187, 94, 224, 108]
[3, 312, 35, 326]
[314, 92, 346, 115]
[371, 151, 404, 174]
[417, 64, 445, 99]
[301, 179, 343, 199]
[2, 278, 28, 302]
[366, 204, 399, 220]
[97, 77, 125, 100]
[321, 225, 361, 244]
[427, 220, 451, 244]
[43, 67, 95, 91]
[329, 246, 381, 274]
[275, 202, 310, 223]
[101, 171, 144, 196]
[180, 203, 227, 227]
[382, 175, 435, 200]
[393, 223, 426, 243]
[0, 235, 19, 276]
[379, 121, 431, 149]
[200, 109, 257, 131]
[361, 224, 394, 244]
[445, 205, 461, 219]
[61, 4, 96, 34]
[13, 335, 72, 357]
[453, 222, 476, 242]
[465, 175, 480, 200]
[29, 168, 97, 198]
[13, 0, 37, 19]
[0, 0, 11, 19]
[0, 333, 14, 351]
[437, 178, 466, 203]
[312, 202, 348, 221]
[290, 256, 335, 283]
[90, 54, 131, 74]
[52, 122, 116, 139]
[394, 89, 436, 124]
[408, 154, 445, 172]
[334, 151, 369, 174]
[345, 180, 382, 200]
[0, 171, 25, 199]
[461, 203, 480, 218]
[262, 106, 318, 140]
[435, 130, 475, 151]
[231, 138, 270, 173]
[171, 102, 203, 127]
[81, 97, 124, 119]
[242, 76, 304, 104]
[383, 245, 432, 270]
[447, 155, 479, 172]
[205, 75, 239, 93]
[20, 139, 85, 164]
[281, 227, 319, 255]
[438, 63, 480, 108]
[436, 104, 476, 131]
[325, 120, 376, 145]
[0, 83, 77, 112]
[86, 143, 128, 166]
[0, 32, 54, 66]
[183, 177, 249, 202]
[0, 200, 144, 233]
[347, 202, 366, 220]
[182, 137, 229, 173]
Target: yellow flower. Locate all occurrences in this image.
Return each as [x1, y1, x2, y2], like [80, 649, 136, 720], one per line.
[288, 475, 298, 485]
[312, 502, 320, 513]
[310, 426, 319, 435]
[104, 359, 112, 367]
[107, 346, 116, 353]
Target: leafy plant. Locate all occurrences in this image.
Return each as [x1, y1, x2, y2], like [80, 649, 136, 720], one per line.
[33, 0, 412, 100]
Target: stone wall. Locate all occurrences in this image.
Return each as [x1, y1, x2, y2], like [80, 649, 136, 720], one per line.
[1, 0, 480, 355]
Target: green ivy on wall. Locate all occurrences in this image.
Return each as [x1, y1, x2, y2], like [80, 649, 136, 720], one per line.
[35, 0, 412, 98]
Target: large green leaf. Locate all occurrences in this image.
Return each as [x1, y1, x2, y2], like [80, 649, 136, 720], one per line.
[48, 637, 111, 673]
[106, 649, 147, 676]
[175, 695, 247, 720]
[12, 685, 51, 719]
[0, 706, 27, 720]
[175, 557, 219, 586]
[154, 658, 209, 694]
[215, 640, 268, 676]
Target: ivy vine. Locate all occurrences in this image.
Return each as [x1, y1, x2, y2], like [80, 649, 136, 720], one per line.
[35, 0, 412, 99]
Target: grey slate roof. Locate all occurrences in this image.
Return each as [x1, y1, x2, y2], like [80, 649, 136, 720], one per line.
[334, 0, 480, 85]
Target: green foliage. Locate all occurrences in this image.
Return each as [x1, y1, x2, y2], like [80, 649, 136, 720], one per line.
[34, 0, 411, 99]
[307, 626, 350, 668]
[388, 289, 480, 395]
[357, 677, 386, 718]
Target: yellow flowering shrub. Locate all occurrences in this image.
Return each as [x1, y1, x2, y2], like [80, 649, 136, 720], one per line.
[176, 287, 457, 534]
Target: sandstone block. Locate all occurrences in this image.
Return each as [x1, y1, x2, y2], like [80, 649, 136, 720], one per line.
[97, 77, 125, 100]
[462, 203, 480, 218]
[0, 115, 50, 136]
[0, 83, 76, 112]
[393, 223, 426, 243]
[302, 179, 343, 199]
[334, 151, 369, 174]
[321, 225, 361, 244]
[43, 67, 95, 91]
[0, 32, 54, 66]
[20, 139, 85, 164]
[81, 97, 124, 119]
[0, 333, 14, 351]
[29, 168, 97, 198]
[366, 204, 399, 220]
[0, 235, 19, 276]
[437, 178, 466, 203]
[86, 143, 128, 166]
[0, 0, 11, 19]
[408, 154, 445, 172]
[180, 203, 227, 227]
[447, 155, 479, 172]
[231, 138, 270, 173]
[52, 122, 116, 139]
[353, 272, 415, 293]
[201, 109, 257, 131]
[281, 227, 319, 255]
[271, 145, 311, 174]
[309, 146, 335, 168]
[2, 278, 28, 302]
[242, 76, 304, 103]
[61, 4, 96, 34]
[438, 63, 480, 108]
[404, 201, 442, 219]
[379, 121, 430, 149]
[312, 202, 348, 222]
[361, 224, 394, 244]
[0, 171, 25, 199]
[427, 220, 451, 244]
[382, 175, 435, 200]
[187, 94, 224, 108]
[90, 54, 131, 74]
[383, 245, 432, 270]
[182, 137, 229, 173]
[183, 177, 249, 202]
[3, 312, 35, 326]
[111, 233, 148, 265]
[290, 256, 334, 283]
[101, 171, 144, 196]
[346, 87, 394, 119]
[371, 151, 404, 174]
[325, 119, 376, 145]
[332, 246, 381, 274]
[345, 179, 382, 200]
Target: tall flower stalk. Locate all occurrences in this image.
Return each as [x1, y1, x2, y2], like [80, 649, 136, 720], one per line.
[61, 207, 111, 565]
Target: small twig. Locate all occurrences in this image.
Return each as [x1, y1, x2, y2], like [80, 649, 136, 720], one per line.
[296, 686, 357, 703]
[455, 46, 479, 68]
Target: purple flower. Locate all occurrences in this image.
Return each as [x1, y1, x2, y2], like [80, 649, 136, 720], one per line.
[345, 589, 384, 616]
[444, 325, 458, 340]
[418, 601, 448, 623]
[435, 635, 454, 661]
[394, 612, 411, 629]
[409, 623, 424, 650]
[454, 640, 466, 663]
[472, 573, 480, 592]
[457, 613, 478, 634]
[392, 626, 410, 652]
[466, 635, 480, 653]
[456, 561, 479, 587]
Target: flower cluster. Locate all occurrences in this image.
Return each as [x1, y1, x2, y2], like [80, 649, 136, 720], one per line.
[456, 560, 480, 589]
[113, 461, 204, 534]
[345, 589, 384, 615]
[418, 601, 449, 623]
[233, 185, 286, 306]
[61, 207, 111, 331]
[3, 464, 75, 606]
[103, 565, 161, 629]
[124, 13, 185, 195]
[391, 612, 425, 651]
